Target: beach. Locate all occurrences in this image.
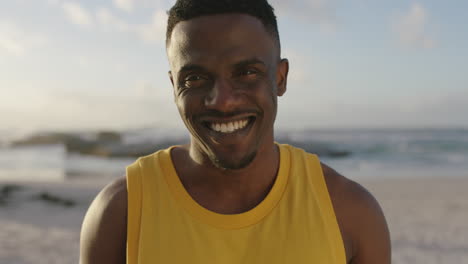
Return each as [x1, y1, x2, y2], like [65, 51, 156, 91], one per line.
[362, 178, 468, 264]
[1, 177, 467, 264]
[0, 179, 109, 264]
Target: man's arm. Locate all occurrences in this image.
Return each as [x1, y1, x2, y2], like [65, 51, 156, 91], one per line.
[322, 164, 391, 264]
[79, 177, 127, 264]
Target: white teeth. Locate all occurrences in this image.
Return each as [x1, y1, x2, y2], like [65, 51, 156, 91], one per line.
[209, 119, 250, 133]
[221, 123, 227, 133]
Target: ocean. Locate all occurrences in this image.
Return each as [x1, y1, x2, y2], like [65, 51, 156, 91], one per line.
[1, 128, 467, 182]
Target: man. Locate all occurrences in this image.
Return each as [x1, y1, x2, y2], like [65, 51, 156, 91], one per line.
[80, 0, 391, 263]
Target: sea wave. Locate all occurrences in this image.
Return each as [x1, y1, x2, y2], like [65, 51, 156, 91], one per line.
[1, 128, 467, 181]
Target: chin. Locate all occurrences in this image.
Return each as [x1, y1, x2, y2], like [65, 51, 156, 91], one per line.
[210, 150, 257, 170]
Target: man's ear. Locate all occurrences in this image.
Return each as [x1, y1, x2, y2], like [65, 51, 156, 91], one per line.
[168, 71, 178, 102]
[276, 58, 289, 96]
[168, 71, 174, 86]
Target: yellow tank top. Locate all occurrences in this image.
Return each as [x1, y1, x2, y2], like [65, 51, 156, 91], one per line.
[126, 144, 346, 264]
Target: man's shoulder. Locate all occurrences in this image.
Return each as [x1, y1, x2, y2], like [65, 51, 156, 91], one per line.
[79, 177, 127, 264]
[320, 163, 375, 207]
[320, 163, 384, 231]
[320, 163, 391, 263]
[92, 176, 127, 210]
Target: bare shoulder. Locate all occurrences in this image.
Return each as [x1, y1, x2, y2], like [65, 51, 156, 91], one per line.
[321, 163, 391, 264]
[79, 176, 127, 264]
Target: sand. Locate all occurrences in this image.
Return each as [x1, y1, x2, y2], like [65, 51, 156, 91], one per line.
[0, 177, 467, 264]
[362, 178, 468, 264]
[0, 179, 108, 264]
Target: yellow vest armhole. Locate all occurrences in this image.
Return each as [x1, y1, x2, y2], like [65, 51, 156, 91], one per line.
[126, 159, 143, 264]
[309, 154, 347, 264]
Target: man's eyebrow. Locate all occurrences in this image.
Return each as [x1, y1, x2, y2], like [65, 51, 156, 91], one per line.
[232, 58, 266, 69]
[178, 58, 265, 74]
[178, 64, 206, 74]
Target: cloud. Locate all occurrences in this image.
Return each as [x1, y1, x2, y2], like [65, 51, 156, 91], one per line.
[62, 2, 93, 27]
[0, 21, 48, 56]
[53, 0, 168, 45]
[112, 0, 170, 12]
[46, 0, 61, 5]
[95, 8, 167, 45]
[96, 8, 131, 32]
[135, 10, 167, 44]
[114, 0, 134, 12]
[270, 0, 337, 32]
[392, 3, 435, 49]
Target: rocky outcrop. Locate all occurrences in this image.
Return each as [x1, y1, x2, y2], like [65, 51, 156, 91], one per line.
[11, 131, 350, 158]
[12, 133, 80, 146]
[11, 131, 184, 158]
[34, 192, 76, 207]
[0, 184, 22, 206]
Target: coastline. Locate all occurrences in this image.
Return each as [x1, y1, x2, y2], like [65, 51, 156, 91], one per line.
[0, 177, 467, 264]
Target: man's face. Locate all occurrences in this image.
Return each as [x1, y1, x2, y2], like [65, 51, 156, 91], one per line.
[167, 14, 288, 170]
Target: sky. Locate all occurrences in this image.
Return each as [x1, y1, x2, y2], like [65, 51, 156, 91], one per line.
[1, 0, 467, 134]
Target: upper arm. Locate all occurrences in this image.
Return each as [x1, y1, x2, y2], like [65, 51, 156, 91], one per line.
[346, 181, 391, 264]
[80, 177, 127, 264]
[322, 164, 391, 264]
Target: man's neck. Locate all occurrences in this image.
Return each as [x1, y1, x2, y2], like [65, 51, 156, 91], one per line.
[170, 141, 280, 214]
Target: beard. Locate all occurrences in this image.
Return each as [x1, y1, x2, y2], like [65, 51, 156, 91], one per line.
[210, 150, 257, 170]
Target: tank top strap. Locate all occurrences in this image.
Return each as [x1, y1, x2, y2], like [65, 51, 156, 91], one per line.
[126, 158, 143, 264]
[304, 152, 347, 264]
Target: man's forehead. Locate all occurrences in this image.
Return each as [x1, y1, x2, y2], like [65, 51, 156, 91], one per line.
[170, 14, 265, 40]
[167, 13, 278, 69]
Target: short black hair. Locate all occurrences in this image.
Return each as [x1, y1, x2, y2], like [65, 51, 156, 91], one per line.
[166, 0, 280, 48]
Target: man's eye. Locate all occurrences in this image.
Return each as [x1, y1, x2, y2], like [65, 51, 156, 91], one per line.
[241, 69, 258, 76]
[186, 75, 202, 81]
[183, 75, 205, 88]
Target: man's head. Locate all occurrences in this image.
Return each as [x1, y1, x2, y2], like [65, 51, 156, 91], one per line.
[166, 0, 288, 170]
[166, 0, 280, 52]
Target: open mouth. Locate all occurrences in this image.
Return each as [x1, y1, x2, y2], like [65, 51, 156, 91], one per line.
[202, 116, 255, 134]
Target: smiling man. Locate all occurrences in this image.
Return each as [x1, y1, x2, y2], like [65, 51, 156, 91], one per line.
[80, 0, 391, 263]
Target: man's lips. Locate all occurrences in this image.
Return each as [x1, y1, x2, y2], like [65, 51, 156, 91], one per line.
[199, 112, 257, 134]
[207, 117, 252, 133]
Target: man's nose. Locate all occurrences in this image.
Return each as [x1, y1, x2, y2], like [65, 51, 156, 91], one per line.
[204, 78, 241, 112]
